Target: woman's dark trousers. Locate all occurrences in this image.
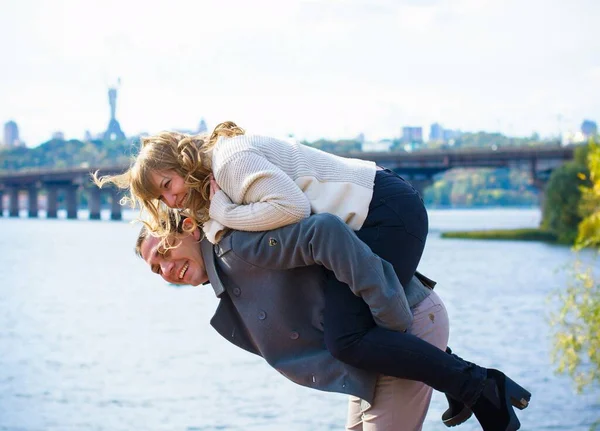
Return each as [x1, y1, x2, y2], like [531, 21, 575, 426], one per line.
[323, 169, 486, 405]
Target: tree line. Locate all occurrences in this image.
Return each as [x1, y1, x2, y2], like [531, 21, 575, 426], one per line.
[548, 139, 599, 430]
[1, 132, 556, 208]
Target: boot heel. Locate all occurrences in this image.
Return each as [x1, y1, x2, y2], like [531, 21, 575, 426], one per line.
[505, 376, 531, 410]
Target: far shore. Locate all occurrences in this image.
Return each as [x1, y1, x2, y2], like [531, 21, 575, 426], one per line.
[440, 228, 560, 243]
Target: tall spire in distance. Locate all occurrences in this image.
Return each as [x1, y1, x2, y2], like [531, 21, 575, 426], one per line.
[104, 78, 126, 141]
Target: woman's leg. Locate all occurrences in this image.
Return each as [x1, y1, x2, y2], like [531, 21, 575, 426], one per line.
[324, 169, 487, 402]
[357, 169, 428, 286]
[324, 272, 485, 405]
[326, 169, 531, 429]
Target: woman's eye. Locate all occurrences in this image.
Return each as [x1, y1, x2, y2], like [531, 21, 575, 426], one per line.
[165, 180, 171, 189]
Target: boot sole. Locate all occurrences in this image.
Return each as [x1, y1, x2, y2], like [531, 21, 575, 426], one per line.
[443, 405, 473, 427]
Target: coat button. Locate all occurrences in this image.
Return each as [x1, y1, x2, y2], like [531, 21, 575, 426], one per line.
[232, 287, 241, 297]
[258, 310, 267, 320]
[290, 331, 299, 340]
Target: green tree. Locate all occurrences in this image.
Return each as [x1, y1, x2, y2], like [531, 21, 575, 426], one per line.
[541, 146, 591, 244]
[576, 141, 600, 248]
[552, 140, 600, 430]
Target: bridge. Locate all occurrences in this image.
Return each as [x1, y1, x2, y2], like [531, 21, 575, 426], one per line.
[0, 144, 575, 220]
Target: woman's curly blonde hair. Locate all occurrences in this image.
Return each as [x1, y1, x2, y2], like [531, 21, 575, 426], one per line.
[92, 121, 245, 243]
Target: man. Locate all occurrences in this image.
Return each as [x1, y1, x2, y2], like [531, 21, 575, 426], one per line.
[137, 213, 467, 430]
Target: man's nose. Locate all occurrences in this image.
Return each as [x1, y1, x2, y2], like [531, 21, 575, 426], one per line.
[160, 260, 174, 277]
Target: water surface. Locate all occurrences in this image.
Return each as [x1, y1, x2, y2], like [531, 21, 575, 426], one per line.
[0, 208, 598, 430]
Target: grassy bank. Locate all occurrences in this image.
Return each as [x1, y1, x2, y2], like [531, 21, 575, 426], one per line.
[441, 228, 558, 243]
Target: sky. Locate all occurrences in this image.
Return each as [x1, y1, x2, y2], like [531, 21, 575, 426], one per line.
[1, 0, 599, 146]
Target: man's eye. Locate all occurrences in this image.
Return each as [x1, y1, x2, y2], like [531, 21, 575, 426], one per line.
[157, 246, 171, 257]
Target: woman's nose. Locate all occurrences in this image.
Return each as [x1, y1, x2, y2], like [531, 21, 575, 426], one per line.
[164, 193, 177, 208]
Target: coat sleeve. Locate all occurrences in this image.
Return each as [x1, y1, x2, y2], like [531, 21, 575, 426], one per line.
[230, 213, 413, 332]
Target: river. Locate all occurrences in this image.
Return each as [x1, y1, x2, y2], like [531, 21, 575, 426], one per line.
[0, 208, 598, 430]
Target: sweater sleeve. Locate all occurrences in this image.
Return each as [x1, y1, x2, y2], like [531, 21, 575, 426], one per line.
[210, 150, 311, 232]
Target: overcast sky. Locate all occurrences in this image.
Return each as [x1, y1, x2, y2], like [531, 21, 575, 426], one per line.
[1, 0, 598, 146]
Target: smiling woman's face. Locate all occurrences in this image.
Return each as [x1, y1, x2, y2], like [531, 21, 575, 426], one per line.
[150, 170, 188, 208]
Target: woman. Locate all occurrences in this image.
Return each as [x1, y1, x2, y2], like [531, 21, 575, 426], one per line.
[94, 122, 531, 430]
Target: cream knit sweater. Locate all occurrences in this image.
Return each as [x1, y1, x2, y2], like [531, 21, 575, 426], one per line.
[203, 134, 377, 243]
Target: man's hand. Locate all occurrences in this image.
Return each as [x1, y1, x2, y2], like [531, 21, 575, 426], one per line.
[209, 175, 221, 200]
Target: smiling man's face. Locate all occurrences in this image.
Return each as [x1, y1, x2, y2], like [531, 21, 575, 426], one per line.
[140, 229, 208, 286]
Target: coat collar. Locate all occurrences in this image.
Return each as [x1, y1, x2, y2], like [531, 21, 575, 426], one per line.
[200, 238, 226, 297]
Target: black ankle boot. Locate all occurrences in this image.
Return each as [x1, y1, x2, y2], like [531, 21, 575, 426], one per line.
[471, 369, 531, 431]
[442, 393, 472, 427]
[441, 346, 473, 427]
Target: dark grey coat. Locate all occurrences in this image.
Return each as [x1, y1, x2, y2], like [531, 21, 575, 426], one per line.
[203, 213, 434, 404]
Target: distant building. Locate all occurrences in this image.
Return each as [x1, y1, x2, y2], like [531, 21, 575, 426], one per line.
[443, 129, 462, 142]
[198, 118, 208, 134]
[402, 126, 423, 144]
[4, 120, 20, 147]
[581, 119, 598, 137]
[362, 139, 393, 152]
[52, 131, 65, 141]
[429, 123, 444, 141]
[84, 130, 93, 142]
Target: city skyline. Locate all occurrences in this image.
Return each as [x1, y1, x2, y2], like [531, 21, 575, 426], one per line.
[2, 110, 596, 148]
[1, 0, 598, 146]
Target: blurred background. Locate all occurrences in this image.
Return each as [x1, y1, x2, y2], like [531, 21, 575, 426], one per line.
[1, 1, 599, 430]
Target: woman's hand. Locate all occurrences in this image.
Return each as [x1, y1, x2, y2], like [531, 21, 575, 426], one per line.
[209, 175, 221, 200]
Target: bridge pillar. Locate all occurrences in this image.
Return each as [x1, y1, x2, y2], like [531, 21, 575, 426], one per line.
[0, 190, 3, 216]
[47, 186, 58, 218]
[66, 186, 78, 219]
[9, 188, 19, 217]
[530, 158, 548, 209]
[28, 186, 39, 218]
[532, 179, 546, 211]
[89, 187, 101, 220]
[110, 188, 122, 221]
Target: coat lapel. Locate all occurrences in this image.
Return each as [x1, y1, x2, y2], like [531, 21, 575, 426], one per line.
[201, 238, 226, 297]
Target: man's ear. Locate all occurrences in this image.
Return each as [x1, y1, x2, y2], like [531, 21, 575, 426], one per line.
[181, 217, 201, 241]
[192, 227, 201, 241]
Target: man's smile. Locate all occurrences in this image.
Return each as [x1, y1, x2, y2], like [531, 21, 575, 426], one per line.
[178, 261, 190, 280]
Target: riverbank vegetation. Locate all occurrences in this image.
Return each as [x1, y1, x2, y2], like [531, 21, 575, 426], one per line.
[0, 138, 134, 171]
[441, 228, 556, 242]
[551, 140, 600, 430]
[424, 167, 538, 207]
[442, 143, 593, 244]
[2, 132, 549, 208]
